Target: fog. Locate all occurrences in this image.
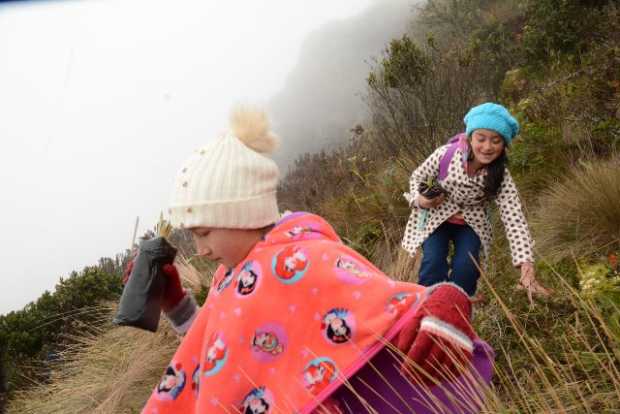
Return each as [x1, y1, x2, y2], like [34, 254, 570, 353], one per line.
[0, 0, 414, 314]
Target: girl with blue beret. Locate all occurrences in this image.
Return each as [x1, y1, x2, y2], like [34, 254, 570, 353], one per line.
[402, 102, 551, 301]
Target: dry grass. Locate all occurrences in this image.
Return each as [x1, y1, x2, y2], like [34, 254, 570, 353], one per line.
[6, 307, 179, 414]
[477, 262, 620, 413]
[7, 253, 620, 413]
[5, 255, 212, 414]
[532, 156, 620, 262]
[337, 257, 620, 413]
[6, 161, 620, 413]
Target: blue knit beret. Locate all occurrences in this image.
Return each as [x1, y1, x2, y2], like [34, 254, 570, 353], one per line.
[464, 102, 520, 144]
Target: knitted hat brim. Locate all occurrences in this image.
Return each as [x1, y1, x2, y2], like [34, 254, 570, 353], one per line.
[465, 121, 513, 145]
[169, 192, 279, 230]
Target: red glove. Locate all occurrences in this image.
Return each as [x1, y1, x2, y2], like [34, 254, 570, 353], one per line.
[122, 260, 185, 313]
[160, 264, 186, 312]
[122, 260, 134, 285]
[396, 283, 475, 384]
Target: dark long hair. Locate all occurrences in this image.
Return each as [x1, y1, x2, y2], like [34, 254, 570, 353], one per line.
[468, 143, 508, 199]
[485, 150, 507, 199]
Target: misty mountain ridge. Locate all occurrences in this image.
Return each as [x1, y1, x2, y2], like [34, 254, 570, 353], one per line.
[268, 0, 416, 170]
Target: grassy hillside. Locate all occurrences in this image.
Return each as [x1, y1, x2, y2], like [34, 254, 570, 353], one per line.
[4, 0, 620, 412]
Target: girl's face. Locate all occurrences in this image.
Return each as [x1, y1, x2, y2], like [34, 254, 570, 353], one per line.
[469, 128, 505, 166]
[191, 227, 259, 268]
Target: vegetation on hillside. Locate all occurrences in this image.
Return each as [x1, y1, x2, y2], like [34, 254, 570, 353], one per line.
[0, 266, 124, 394]
[279, 0, 620, 411]
[3, 0, 620, 412]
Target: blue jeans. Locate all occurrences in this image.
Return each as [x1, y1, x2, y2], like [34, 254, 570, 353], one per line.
[419, 221, 482, 296]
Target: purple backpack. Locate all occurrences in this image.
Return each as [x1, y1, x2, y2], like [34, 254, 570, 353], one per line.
[415, 133, 468, 231]
[438, 133, 468, 180]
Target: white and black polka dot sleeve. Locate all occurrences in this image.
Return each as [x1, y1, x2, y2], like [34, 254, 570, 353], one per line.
[496, 168, 534, 267]
[407, 146, 448, 205]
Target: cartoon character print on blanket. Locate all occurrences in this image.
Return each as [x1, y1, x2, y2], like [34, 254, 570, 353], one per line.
[215, 268, 234, 295]
[203, 332, 228, 377]
[334, 255, 373, 285]
[155, 362, 186, 401]
[386, 292, 421, 316]
[303, 357, 339, 396]
[251, 322, 288, 362]
[272, 245, 309, 284]
[321, 308, 355, 344]
[239, 386, 274, 414]
[235, 261, 262, 297]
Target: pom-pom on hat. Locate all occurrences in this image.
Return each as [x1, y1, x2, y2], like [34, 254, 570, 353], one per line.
[464, 102, 520, 144]
[168, 106, 280, 230]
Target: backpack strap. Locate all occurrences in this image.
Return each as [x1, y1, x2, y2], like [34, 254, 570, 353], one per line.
[438, 133, 468, 180]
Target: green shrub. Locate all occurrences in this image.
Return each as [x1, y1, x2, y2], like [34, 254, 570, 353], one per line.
[0, 267, 123, 393]
[522, 0, 611, 65]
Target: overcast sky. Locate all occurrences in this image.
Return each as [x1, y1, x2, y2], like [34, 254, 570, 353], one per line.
[0, 0, 415, 314]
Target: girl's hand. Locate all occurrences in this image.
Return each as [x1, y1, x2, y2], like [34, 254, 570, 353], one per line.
[518, 262, 552, 304]
[160, 264, 187, 312]
[417, 193, 446, 209]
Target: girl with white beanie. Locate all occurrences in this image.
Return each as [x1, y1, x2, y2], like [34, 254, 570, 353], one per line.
[138, 107, 495, 413]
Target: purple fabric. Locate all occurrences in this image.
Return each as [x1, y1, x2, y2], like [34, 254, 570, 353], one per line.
[276, 211, 310, 226]
[438, 133, 468, 181]
[332, 339, 494, 413]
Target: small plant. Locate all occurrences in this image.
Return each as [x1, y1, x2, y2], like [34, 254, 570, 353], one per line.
[578, 255, 620, 345]
[578, 260, 619, 300]
[155, 212, 173, 239]
[418, 177, 447, 199]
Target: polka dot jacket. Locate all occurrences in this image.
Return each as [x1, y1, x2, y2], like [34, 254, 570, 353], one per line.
[401, 144, 534, 268]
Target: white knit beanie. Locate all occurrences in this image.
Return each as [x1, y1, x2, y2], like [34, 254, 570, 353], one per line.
[168, 107, 280, 229]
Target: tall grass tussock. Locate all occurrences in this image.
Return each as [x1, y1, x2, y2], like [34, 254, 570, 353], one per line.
[533, 156, 620, 263]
